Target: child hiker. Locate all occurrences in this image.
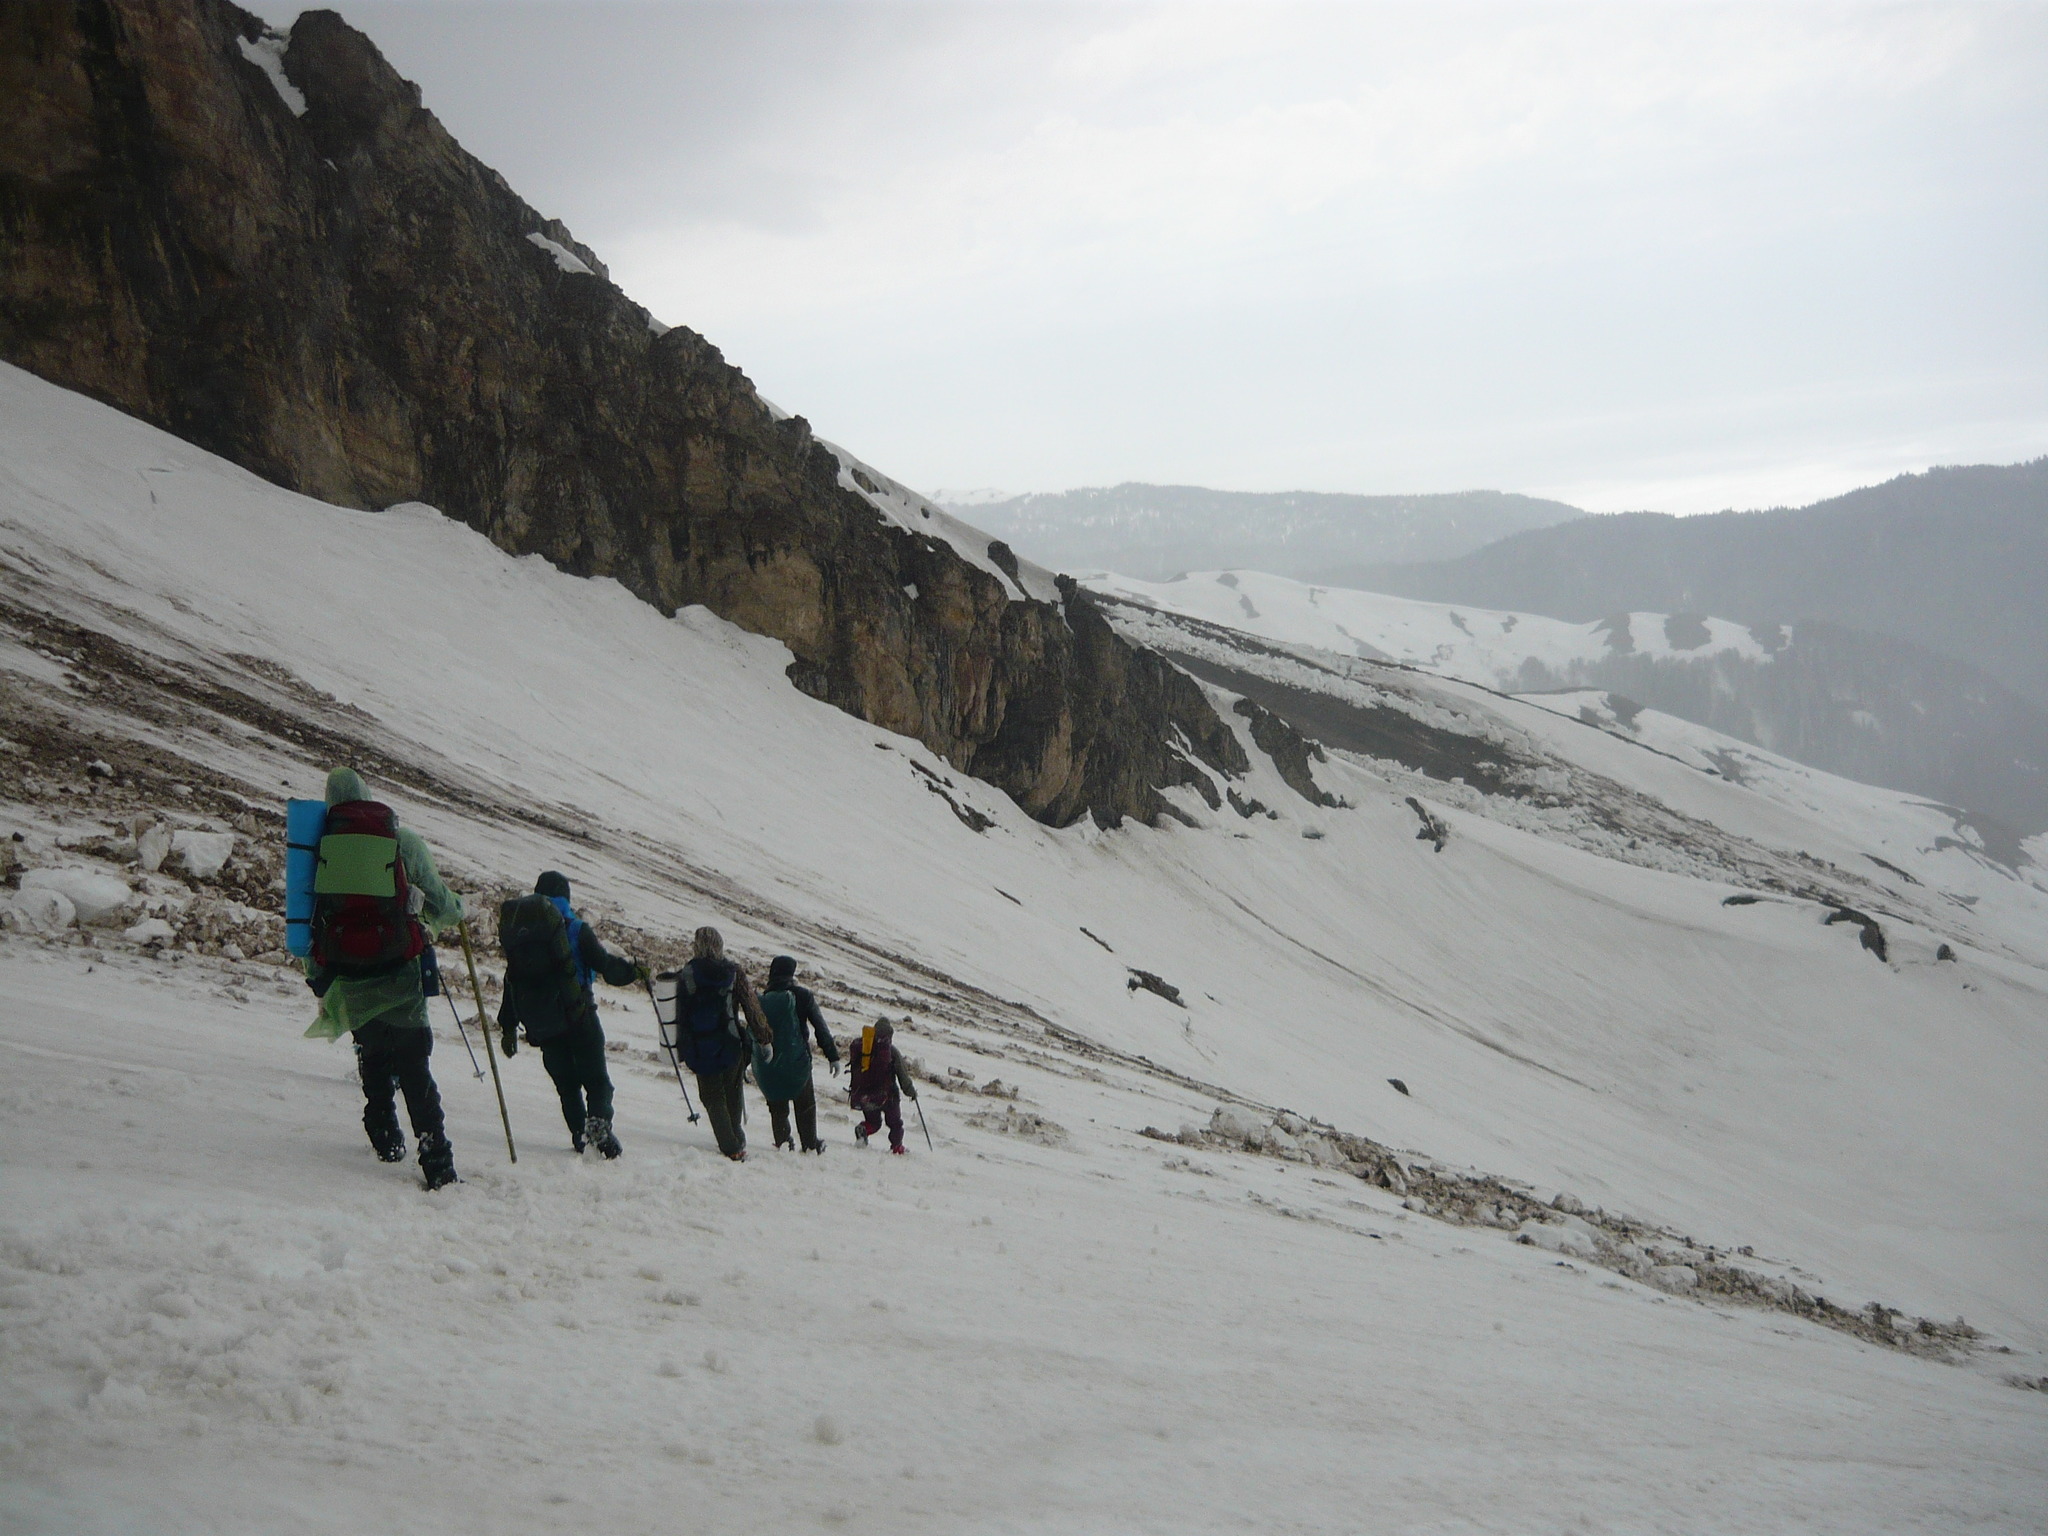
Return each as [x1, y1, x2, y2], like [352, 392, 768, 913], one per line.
[848, 1017, 918, 1153]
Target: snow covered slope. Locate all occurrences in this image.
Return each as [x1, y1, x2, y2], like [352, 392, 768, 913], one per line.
[1086, 568, 2048, 838]
[1089, 568, 1775, 688]
[3, 366, 2046, 1531]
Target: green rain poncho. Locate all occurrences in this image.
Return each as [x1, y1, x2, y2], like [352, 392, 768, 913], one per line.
[302, 768, 465, 1040]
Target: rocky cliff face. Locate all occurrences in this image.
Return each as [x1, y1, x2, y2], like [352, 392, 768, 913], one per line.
[0, 0, 1236, 826]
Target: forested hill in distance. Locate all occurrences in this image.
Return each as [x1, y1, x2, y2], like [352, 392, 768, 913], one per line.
[932, 484, 1583, 582]
[1342, 460, 2048, 712]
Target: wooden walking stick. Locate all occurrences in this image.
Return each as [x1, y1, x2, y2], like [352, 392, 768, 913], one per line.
[457, 919, 517, 1163]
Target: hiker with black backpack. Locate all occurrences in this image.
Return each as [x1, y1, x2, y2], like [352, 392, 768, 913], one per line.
[496, 872, 645, 1158]
[672, 926, 771, 1161]
[755, 955, 840, 1153]
[301, 767, 465, 1190]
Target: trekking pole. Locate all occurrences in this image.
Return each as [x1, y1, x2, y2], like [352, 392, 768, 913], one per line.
[642, 976, 701, 1123]
[442, 985, 487, 1081]
[456, 919, 518, 1164]
[912, 1094, 934, 1153]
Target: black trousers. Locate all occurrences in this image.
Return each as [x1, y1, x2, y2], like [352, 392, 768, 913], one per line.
[694, 1059, 748, 1157]
[767, 1081, 820, 1152]
[539, 1018, 614, 1140]
[356, 1020, 445, 1142]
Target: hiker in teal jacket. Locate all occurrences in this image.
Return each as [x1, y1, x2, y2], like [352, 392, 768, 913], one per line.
[302, 767, 465, 1188]
[754, 954, 839, 1153]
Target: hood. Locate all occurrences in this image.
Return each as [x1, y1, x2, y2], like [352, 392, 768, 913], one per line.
[324, 766, 368, 806]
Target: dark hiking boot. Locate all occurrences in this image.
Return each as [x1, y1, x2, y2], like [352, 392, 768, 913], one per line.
[418, 1132, 457, 1191]
[727, 1148, 747, 1163]
[890, 1144, 907, 1155]
[367, 1122, 406, 1163]
[586, 1115, 622, 1160]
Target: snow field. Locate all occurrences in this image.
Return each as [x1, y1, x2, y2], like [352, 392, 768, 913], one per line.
[3, 364, 2047, 1527]
[1087, 569, 1776, 684]
[3, 943, 2045, 1535]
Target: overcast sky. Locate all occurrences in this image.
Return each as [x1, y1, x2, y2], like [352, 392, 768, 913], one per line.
[249, 0, 2048, 513]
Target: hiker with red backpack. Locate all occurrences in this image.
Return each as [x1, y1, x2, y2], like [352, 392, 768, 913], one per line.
[848, 1017, 918, 1153]
[671, 926, 771, 1161]
[496, 871, 645, 1158]
[301, 767, 465, 1190]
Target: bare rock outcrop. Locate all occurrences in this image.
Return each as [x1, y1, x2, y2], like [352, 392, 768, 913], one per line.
[0, 0, 1235, 827]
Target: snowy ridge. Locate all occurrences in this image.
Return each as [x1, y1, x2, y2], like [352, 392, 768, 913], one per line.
[821, 442, 1061, 605]
[2, 366, 2045, 1529]
[924, 485, 1011, 507]
[1090, 568, 1777, 688]
[524, 231, 594, 276]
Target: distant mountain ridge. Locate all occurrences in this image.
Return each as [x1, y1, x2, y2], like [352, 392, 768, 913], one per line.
[1090, 568, 2048, 835]
[1345, 461, 2048, 711]
[936, 484, 1582, 582]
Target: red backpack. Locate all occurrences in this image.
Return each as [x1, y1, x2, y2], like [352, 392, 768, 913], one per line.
[310, 800, 425, 976]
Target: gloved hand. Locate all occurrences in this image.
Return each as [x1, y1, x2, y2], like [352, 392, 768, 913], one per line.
[829, 1058, 841, 1078]
[904, 1085, 918, 1100]
[761, 1042, 775, 1064]
[634, 961, 651, 985]
[500, 1026, 518, 1058]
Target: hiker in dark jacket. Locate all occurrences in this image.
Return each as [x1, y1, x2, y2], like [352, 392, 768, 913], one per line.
[497, 871, 643, 1158]
[754, 955, 840, 1153]
[302, 767, 464, 1190]
[848, 1017, 917, 1153]
[674, 926, 771, 1161]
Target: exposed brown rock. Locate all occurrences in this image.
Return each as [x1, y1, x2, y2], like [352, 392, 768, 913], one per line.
[0, 0, 1236, 826]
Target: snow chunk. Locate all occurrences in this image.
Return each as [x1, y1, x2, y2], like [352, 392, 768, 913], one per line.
[124, 917, 177, 947]
[526, 232, 593, 276]
[1210, 1105, 1261, 1144]
[21, 866, 132, 925]
[1649, 1264, 1700, 1293]
[171, 829, 236, 881]
[136, 822, 172, 873]
[1517, 1219, 1601, 1261]
[237, 31, 306, 117]
[5, 886, 76, 931]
